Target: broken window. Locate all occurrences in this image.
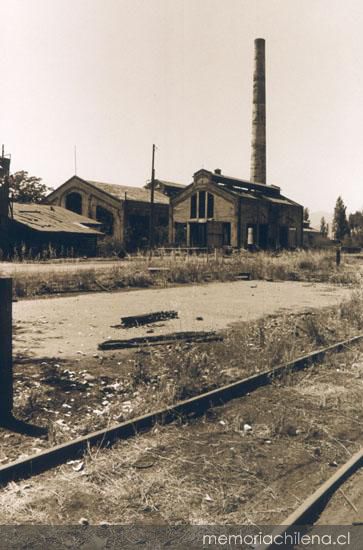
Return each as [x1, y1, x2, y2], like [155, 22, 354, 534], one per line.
[207, 193, 214, 218]
[191, 191, 214, 219]
[198, 191, 206, 218]
[65, 192, 82, 215]
[190, 194, 197, 218]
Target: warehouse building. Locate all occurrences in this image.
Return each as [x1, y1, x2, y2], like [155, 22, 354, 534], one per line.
[0, 195, 103, 258]
[46, 175, 170, 250]
[169, 168, 303, 249]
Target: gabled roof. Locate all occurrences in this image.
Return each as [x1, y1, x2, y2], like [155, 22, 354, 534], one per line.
[12, 203, 103, 235]
[87, 180, 169, 205]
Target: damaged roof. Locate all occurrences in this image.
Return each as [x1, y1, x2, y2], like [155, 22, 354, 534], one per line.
[12, 203, 103, 235]
[218, 185, 300, 206]
[87, 180, 169, 204]
[209, 171, 301, 207]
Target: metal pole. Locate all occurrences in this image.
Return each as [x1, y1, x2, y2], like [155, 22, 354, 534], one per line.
[0, 278, 13, 421]
[336, 246, 341, 267]
[149, 144, 156, 253]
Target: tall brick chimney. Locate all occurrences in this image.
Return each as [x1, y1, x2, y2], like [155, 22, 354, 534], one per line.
[250, 38, 266, 184]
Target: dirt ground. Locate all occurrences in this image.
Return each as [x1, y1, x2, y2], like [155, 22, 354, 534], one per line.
[316, 469, 363, 525]
[2, 279, 361, 528]
[0, 345, 361, 525]
[2, 280, 352, 468]
[13, 280, 350, 360]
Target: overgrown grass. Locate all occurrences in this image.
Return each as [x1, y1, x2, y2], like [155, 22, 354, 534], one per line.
[112, 289, 363, 418]
[7, 249, 362, 298]
[3, 331, 363, 525]
[3, 288, 363, 525]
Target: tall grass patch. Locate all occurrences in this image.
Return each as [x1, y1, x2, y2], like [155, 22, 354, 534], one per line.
[8, 249, 360, 298]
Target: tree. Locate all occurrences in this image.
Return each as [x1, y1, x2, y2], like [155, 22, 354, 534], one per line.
[348, 210, 363, 246]
[332, 196, 350, 241]
[349, 211, 363, 234]
[320, 216, 328, 238]
[4, 171, 52, 203]
[303, 207, 310, 224]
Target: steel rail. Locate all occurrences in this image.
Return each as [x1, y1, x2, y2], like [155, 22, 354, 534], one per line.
[256, 447, 363, 550]
[0, 333, 362, 487]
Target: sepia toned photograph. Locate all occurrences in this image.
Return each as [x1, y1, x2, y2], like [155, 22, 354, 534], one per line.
[0, 1, 362, 548]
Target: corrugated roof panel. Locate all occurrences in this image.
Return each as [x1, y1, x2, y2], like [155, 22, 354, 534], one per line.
[215, 182, 298, 207]
[12, 204, 103, 235]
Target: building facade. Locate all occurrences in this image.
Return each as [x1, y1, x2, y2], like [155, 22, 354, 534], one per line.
[169, 169, 303, 249]
[46, 176, 170, 250]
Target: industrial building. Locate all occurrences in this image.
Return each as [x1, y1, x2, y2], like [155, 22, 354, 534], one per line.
[169, 38, 303, 250]
[0, 187, 103, 258]
[2, 38, 304, 255]
[46, 175, 170, 250]
[0, 150, 104, 257]
[169, 168, 303, 249]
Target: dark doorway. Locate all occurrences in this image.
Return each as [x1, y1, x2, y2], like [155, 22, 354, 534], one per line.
[175, 223, 187, 245]
[258, 224, 268, 249]
[205, 222, 231, 247]
[65, 192, 82, 215]
[279, 226, 289, 248]
[125, 214, 149, 250]
[222, 223, 231, 246]
[190, 223, 207, 247]
[96, 205, 114, 236]
[207, 221, 223, 247]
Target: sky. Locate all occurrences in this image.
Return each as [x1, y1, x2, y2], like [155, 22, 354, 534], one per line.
[2, 0, 363, 214]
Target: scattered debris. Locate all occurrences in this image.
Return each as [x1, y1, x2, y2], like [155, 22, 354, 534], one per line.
[339, 489, 358, 513]
[133, 456, 156, 469]
[83, 373, 96, 382]
[235, 272, 251, 281]
[73, 461, 84, 472]
[94, 280, 110, 292]
[98, 331, 223, 350]
[120, 310, 179, 328]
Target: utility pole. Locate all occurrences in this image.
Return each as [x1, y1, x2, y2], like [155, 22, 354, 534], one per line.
[149, 144, 156, 253]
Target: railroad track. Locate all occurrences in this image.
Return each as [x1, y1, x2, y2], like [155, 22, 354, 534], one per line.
[0, 333, 362, 487]
[257, 447, 363, 550]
